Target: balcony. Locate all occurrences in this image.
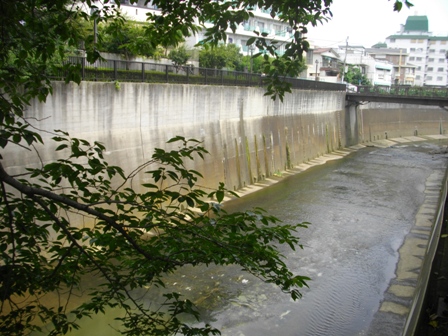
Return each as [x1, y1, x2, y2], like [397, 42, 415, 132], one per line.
[321, 60, 341, 71]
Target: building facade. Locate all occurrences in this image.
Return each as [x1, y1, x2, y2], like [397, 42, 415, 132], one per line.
[310, 48, 342, 82]
[386, 15, 448, 87]
[366, 48, 416, 85]
[336, 45, 394, 88]
[118, 0, 294, 57]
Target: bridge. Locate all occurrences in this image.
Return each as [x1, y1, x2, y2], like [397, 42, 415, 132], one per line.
[346, 85, 448, 107]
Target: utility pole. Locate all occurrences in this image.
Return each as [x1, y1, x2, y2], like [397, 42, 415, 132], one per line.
[341, 36, 349, 83]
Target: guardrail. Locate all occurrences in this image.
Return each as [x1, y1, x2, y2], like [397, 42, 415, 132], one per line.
[357, 85, 448, 98]
[51, 56, 345, 92]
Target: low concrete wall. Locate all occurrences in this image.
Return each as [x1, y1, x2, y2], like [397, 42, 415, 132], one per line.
[6, 82, 347, 193]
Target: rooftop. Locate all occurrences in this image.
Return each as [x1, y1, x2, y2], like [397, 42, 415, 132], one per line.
[404, 15, 428, 32]
[386, 34, 448, 41]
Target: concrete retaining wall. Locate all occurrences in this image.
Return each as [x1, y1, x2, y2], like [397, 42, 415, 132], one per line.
[6, 82, 347, 193]
[7, 82, 447, 194]
[358, 102, 448, 143]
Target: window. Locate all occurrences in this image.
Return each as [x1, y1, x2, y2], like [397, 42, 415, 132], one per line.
[418, 39, 424, 43]
[437, 76, 443, 81]
[228, 37, 233, 43]
[438, 67, 444, 72]
[441, 41, 447, 45]
[306, 50, 314, 64]
[416, 57, 422, 61]
[411, 39, 417, 43]
[417, 66, 421, 70]
[430, 41, 437, 45]
[417, 48, 423, 52]
[410, 48, 416, 52]
[427, 76, 433, 80]
[409, 56, 415, 61]
[390, 38, 395, 43]
[416, 75, 421, 79]
[440, 49, 447, 54]
[428, 58, 434, 62]
[427, 67, 433, 71]
[440, 58, 446, 63]
[429, 49, 436, 53]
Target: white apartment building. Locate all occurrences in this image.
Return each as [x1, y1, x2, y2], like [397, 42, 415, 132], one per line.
[386, 15, 448, 87]
[118, 0, 294, 56]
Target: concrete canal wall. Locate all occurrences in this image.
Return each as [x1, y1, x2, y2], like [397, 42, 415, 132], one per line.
[6, 82, 447, 194]
[7, 81, 347, 193]
[356, 102, 448, 143]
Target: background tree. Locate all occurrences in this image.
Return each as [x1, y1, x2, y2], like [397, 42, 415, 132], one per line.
[344, 66, 371, 86]
[242, 53, 266, 73]
[0, 0, 413, 335]
[99, 20, 162, 59]
[199, 44, 244, 70]
[169, 46, 190, 66]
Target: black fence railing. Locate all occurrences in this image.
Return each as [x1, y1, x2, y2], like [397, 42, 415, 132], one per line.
[50, 56, 346, 92]
[357, 85, 448, 98]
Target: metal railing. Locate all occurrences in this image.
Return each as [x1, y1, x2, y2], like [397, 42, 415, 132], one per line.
[51, 56, 346, 92]
[357, 85, 448, 98]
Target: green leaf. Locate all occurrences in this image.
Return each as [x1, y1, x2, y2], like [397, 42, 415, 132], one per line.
[216, 190, 224, 203]
[246, 37, 256, 45]
[55, 144, 68, 151]
[186, 197, 195, 207]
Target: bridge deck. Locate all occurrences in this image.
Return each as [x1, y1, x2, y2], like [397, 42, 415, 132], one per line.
[346, 93, 448, 107]
[346, 85, 448, 107]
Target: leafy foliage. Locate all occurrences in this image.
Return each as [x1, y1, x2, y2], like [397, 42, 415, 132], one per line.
[0, 0, 413, 334]
[169, 46, 190, 66]
[199, 44, 244, 70]
[0, 134, 309, 335]
[98, 20, 163, 59]
[344, 66, 371, 86]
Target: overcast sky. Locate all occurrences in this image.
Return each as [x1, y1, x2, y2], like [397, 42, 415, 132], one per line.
[306, 0, 448, 48]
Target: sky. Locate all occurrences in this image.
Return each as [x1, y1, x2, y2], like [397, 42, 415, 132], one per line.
[306, 0, 448, 48]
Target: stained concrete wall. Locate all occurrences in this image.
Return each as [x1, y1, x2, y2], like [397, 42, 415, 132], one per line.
[5, 81, 346, 193]
[357, 102, 448, 143]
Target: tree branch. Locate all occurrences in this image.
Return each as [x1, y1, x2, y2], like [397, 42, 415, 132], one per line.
[0, 162, 180, 266]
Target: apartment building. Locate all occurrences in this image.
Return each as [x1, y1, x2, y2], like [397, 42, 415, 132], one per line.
[118, 0, 294, 56]
[366, 48, 416, 85]
[386, 15, 448, 87]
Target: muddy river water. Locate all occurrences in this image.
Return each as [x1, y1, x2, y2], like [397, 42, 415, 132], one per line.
[66, 138, 448, 336]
